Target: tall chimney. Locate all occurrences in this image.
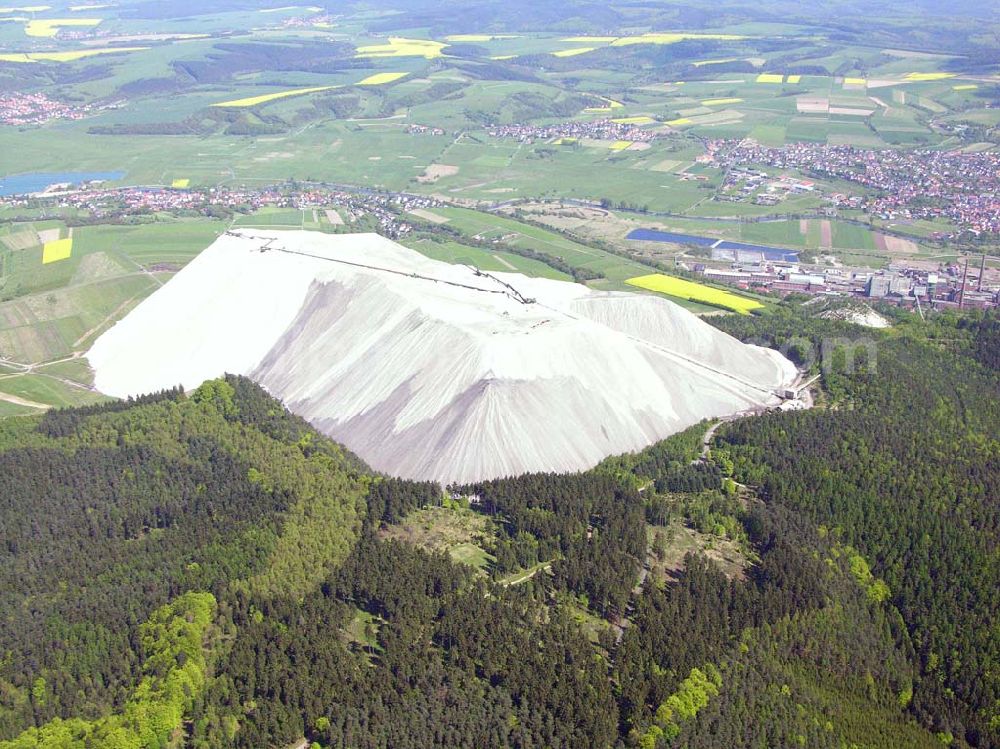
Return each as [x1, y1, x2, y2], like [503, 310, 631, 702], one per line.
[980, 253, 987, 292]
[959, 256, 969, 309]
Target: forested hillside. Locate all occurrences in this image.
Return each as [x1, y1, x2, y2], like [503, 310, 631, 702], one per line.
[0, 307, 997, 748]
[0, 377, 369, 746]
[711, 307, 1000, 747]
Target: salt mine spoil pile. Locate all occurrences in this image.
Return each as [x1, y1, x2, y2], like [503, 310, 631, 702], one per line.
[88, 231, 797, 483]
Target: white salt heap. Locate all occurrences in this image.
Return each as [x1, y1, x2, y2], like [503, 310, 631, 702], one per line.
[820, 304, 891, 329]
[89, 230, 796, 483]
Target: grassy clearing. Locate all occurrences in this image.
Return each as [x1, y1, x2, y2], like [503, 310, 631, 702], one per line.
[35, 356, 93, 386]
[626, 273, 764, 314]
[563, 596, 612, 645]
[499, 560, 552, 586]
[380, 505, 496, 573]
[647, 521, 749, 583]
[341, 608, 382, 661]
[450, 543, 494, 570]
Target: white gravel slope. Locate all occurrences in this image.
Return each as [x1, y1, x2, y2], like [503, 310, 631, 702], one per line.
[89, 230, 796, 483]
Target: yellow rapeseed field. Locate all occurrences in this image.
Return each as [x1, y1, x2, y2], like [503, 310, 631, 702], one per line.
[25, 17, 100, 36]
[905, 72, 954, 81]
[609, 140, 632, 150]
[626, 273, 764, 314]
[611, 116, 655, 125]
[952, 84, 978, 91]
[553, 47, 595, 57]
[756, 73, 784, 83]
[42, 237, 72, 264]
[212, 85, 338, 108]
[355, 37, 446, 59]
[356, 72, 408, 86]
[171, 179, 190, 188]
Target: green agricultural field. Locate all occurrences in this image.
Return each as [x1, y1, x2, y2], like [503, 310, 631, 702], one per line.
[72, 221, 225, 264]
[0, 372, 107, 408]
[435, 206, 655, 288]
[0, 218, 225, 407]
[402, 236, 572, 280]
[231, 208, 307, 228]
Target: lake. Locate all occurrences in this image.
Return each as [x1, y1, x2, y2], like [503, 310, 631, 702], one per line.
[0, 171, 126, 197]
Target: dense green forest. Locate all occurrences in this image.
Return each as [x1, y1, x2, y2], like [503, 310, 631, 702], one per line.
[0, 307, 997, 748]
[711, 307, 1000, 748]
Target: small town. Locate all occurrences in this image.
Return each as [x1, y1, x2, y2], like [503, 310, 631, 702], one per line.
[486, 118, 664, 144]
[0, 92, 123, 127]
[0, 182, 446, 240]
[702, 139, 1000, 238]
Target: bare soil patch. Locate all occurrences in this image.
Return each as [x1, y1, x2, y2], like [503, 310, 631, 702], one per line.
[408, 208, 449, 224]
[417, 163, 459, 183]
[820, 220, 833, 249]
[797, 96, 829, 114]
